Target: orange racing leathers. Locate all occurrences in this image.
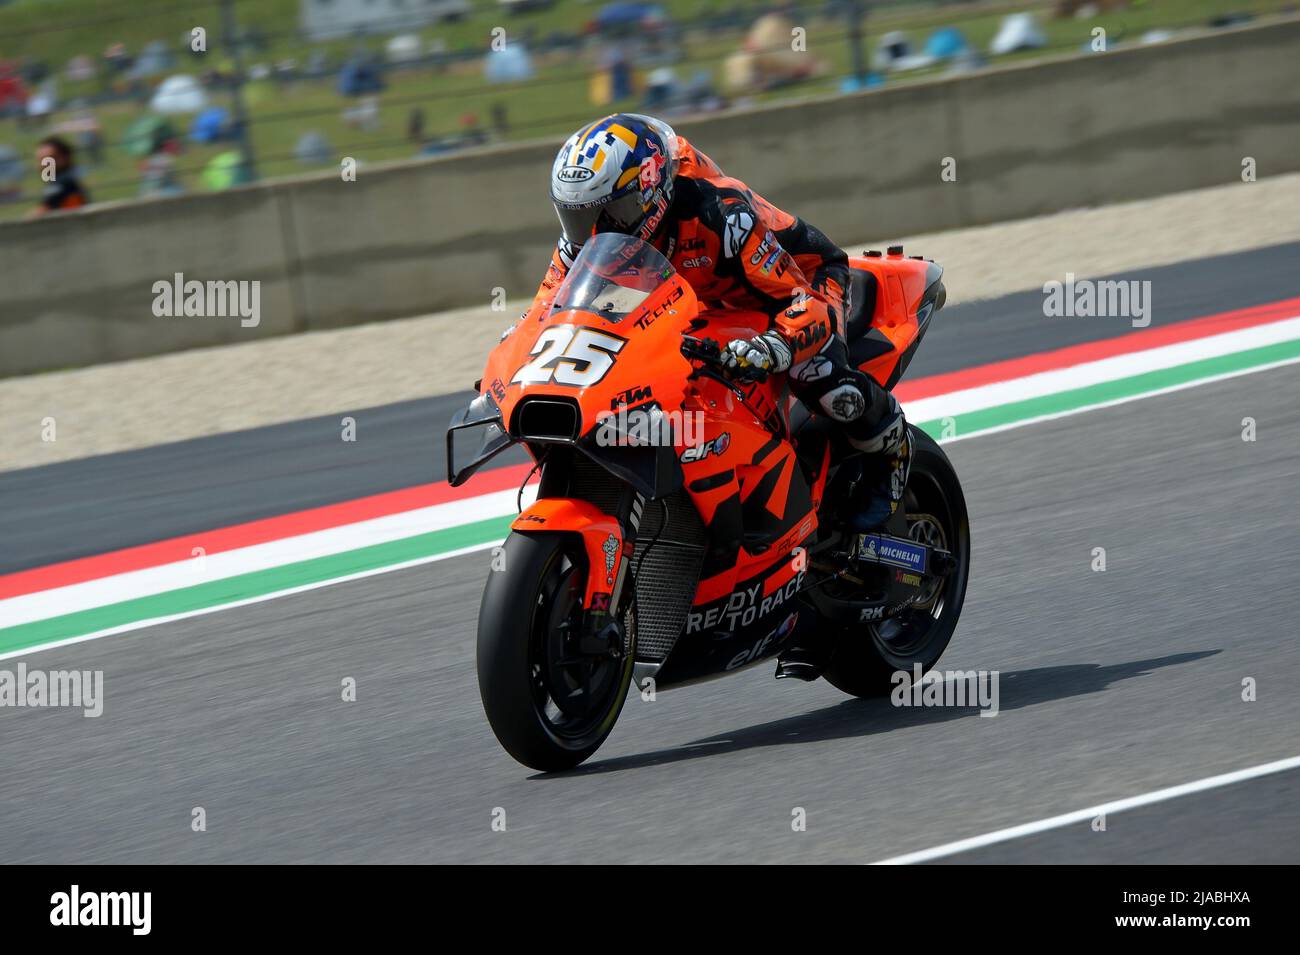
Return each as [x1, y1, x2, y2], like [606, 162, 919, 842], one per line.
[530, 137, 896, 439]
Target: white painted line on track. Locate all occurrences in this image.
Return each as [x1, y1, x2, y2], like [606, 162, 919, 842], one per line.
[904, 314, 1300, 422]
[936, 352, 1300, 443]
[871, 754, 1300, 864]
[0, 538, 502, 664]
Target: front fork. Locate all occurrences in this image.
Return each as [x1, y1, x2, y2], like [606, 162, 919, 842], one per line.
[511, 466, 645, 658]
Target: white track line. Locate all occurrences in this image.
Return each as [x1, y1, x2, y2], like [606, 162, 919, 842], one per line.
[0, 537, 504, 664]
[904, 314, 1300, 422]
[936, 352, 1300, 443]
[871, 753, 1300, 864]
[0, 485, 536, 629]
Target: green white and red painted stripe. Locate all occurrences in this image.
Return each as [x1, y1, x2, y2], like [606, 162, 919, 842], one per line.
[3, 297, 1300, 660]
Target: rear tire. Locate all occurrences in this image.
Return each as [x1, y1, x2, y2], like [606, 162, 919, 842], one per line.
[822, 426, 970, 698]
[477, 531, 634, 771]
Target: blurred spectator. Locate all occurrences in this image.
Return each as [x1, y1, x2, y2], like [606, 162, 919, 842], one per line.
[21, 58, 50, 86]
[65, 55, 96, 84]
[408, 107, 426, 145]
[460, 112, 487, 147]
[643, 67, 676, 111]
[490, 101, 509, 137]
[54, 108, 106, 167]
[0, 62, 29, 123]
[725, 13, 818, 93]
[294, 131, 333, 166]
[25, 78, 58, 125]
[0, 145, 23, 204]
[100, 43, 131, 97]
[26, 136, 90, 219]
[591, 43, 632, 104]
[138, 137, 185, 198]
[78, 125, 106, 168]
[342, 96, 380, 131]
[130, 41, 175, 81]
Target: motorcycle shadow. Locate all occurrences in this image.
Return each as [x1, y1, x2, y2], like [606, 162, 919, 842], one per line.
[538, 650, 1221, 778]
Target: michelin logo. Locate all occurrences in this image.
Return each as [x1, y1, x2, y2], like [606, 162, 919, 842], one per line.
[859, 534, 926, 573]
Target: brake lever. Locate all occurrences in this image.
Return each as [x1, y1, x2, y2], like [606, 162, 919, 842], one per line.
[681, 335, 770, 390]
[681, 337, 742, 395]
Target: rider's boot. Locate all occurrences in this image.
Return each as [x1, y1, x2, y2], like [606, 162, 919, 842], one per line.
[843, 394, 911, 532]
[777, 397, 909, 683]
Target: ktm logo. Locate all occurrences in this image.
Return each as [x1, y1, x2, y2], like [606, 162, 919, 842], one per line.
[611, 385, 652, 409]
[791, 320, 828, 351]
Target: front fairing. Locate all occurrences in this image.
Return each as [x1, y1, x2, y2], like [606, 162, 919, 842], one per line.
[448, 234, 699, 496]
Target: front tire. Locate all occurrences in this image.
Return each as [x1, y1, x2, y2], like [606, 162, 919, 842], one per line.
[477, 531, 635, 771]
[822, 426, 970, 698]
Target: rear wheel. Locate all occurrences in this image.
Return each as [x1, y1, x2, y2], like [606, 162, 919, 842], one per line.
[822, 426, 971, 698]
[476, 531, 635, 771]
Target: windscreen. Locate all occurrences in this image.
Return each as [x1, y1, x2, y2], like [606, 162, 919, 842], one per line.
[550, 232, 677, 322]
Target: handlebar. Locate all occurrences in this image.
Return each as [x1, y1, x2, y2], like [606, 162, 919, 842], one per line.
[680, 335, 771, 386]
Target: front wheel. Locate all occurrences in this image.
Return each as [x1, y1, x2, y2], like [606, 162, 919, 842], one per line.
[476, 531, 635, 771]
[822, 426, 971, 698]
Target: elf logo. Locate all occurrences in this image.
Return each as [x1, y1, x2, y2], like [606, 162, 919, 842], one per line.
[50, 885, 151, 935]
[727, 612, 799, 670]
[680, 431, 730, 463]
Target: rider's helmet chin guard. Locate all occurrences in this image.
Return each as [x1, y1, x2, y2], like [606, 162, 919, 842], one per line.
[550, 113, 679, 250]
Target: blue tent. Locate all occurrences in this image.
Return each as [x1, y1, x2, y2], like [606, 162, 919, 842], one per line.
[337, 59, 385, 97]
[595, 3, 665, 30]
[925, 27, 970, 59]
[190, 106, 229, 144]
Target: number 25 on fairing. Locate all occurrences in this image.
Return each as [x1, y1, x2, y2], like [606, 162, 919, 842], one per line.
[512, 326, 626, 387]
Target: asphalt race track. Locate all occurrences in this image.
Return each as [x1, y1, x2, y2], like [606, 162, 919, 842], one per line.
[4, 242, 1297, 573]
[2, 245, 1299, 863]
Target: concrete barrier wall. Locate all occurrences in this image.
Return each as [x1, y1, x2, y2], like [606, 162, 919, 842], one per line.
[3, 16, 1298, 376]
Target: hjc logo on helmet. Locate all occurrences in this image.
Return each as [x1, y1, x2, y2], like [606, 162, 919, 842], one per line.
[558, 165, 595, 182]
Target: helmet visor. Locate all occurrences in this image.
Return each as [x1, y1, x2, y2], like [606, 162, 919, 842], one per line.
[554, 191, 648, 244]
[553, 203, 601, 246]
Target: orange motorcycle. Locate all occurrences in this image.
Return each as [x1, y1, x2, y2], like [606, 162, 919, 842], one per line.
[448, 232, 969, 771]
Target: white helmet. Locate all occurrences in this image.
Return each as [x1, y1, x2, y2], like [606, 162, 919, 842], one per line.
[550, 113, 679, 246]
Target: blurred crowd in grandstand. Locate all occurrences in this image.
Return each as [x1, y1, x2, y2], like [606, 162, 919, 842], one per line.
[0, 0, 1289, 220]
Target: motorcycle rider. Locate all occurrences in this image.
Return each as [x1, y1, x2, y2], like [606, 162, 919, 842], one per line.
[529, 114, 909, 678]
